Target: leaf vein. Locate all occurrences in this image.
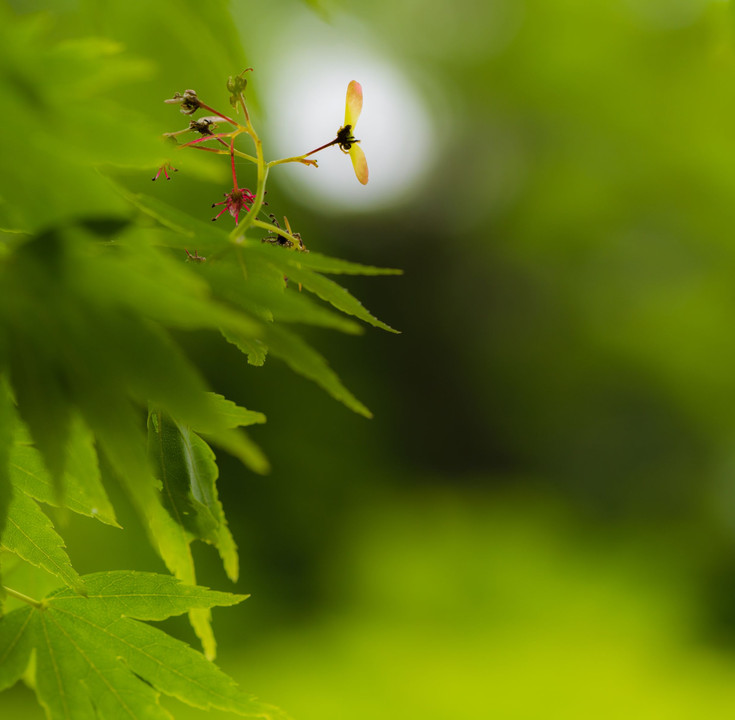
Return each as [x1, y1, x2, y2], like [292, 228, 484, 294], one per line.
[44, 610, 141, 719]
[4, 511, 76, 584]
[53, 607, 241, 704]
[0, 608, 32, 665]
[38, 612, 72, 720]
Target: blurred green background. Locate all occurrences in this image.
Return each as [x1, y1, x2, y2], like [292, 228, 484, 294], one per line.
[8, 0, 735, 717]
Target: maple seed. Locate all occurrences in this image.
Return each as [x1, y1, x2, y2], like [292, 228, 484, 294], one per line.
[336, 124, 357, 152]
[303, 81, 368, 184]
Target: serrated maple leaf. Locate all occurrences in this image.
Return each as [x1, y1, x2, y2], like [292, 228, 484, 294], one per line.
[1, 489, 86, 595]
[0, 572, 289, 720]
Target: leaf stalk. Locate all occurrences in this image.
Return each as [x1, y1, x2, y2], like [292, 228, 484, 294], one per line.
[3, 585, 44, 608]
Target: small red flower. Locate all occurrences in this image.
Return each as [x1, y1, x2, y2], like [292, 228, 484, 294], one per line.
[211, 187, 256, 224]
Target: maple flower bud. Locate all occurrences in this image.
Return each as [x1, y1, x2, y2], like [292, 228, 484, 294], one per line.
[164, 89, 201, 115]
[188, 117, 219, 135]
[227, 68, 253, 108]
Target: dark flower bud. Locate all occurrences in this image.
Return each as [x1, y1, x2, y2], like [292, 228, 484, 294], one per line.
[188, 117, 218, 135]
[164, 89, 200, 115]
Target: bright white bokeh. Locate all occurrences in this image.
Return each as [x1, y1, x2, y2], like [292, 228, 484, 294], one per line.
[248, 14, 437, 212]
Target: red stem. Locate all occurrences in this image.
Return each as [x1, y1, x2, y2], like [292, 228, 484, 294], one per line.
[197, 101, 238, 126]
[181, 132, 233, 148]
[305, 138, 339, 157]
[229, 138, 238, 190]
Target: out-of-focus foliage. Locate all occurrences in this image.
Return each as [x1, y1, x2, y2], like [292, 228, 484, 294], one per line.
[236, 491, 735, 720]
[342, 0, 735, 506]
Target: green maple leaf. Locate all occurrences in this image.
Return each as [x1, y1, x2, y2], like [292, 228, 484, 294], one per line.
[0, 572, 288, 719]
[2, 408, 118, 596]
[145, 394, 267, 659]
[1, 489, 85, 595]
[10, 413, 119, 529]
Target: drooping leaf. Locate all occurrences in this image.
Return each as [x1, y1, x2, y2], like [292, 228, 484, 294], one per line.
[222, 329, 268, 367]
[148, 411, 239, 580]
[73, 384, 195, 589]
[202, 258, 364, 334]
[60, 415, 117, 526]
[205, 429, 270, 477]
[4, 309, 74, 492]
[262, 325, 372, 418]
[1, 490, 85, 595]
[73, 391, 215, 659]
[250, 243, 403, 276]
[274, 264, 398, 333]
[206, 392, 266, 429]
[147, 408, 243, 658]
[220, 242, 398, 334]
[0, 572, 288, 719]
[10, 414, 119, 528]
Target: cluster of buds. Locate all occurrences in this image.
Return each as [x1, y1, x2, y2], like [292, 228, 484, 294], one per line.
[226, 68, 252, 109]
[154, 71, 368, 260]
